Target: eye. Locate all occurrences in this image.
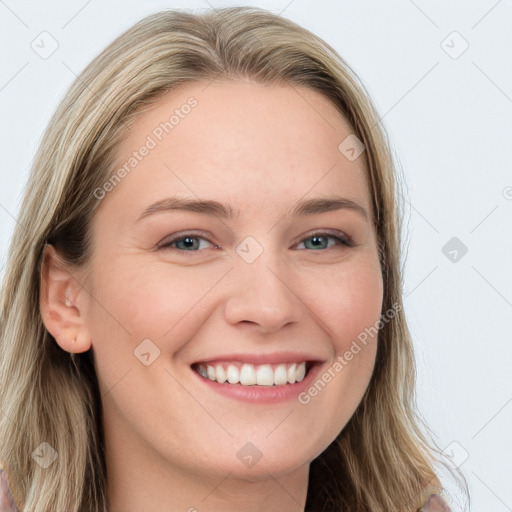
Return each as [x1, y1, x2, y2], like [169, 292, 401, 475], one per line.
[157, 231, 216, 252]
[157, 230, 354, 253]
[294, 232, 355, 251]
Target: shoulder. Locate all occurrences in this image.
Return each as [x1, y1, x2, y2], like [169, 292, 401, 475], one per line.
[420, 493, 452, 511]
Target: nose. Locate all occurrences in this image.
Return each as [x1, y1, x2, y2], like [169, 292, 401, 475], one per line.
[223, 249, 305, 334]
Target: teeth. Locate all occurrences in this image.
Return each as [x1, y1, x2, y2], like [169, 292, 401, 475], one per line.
[215, 365, 227, 383]
[296, 362, 306, 382]
[207, 365, 216, 380]
[196, 361, 308, 386]
[274, 364, 288, 386]
[287, 363, 297, 384]
[256, 364, 274, 386]
[240, 364, 257, 386]
[226, 364, 240, 384]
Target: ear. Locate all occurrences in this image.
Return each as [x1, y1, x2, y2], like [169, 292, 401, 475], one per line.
[39, 244, 92, 354]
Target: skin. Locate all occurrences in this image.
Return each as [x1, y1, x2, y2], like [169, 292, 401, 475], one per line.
[40, 79, 383, 512]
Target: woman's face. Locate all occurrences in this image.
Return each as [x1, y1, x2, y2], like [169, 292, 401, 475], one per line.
[80, 80, 383, 481]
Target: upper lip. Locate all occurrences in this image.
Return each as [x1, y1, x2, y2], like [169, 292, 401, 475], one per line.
[192, 351, 326, 366]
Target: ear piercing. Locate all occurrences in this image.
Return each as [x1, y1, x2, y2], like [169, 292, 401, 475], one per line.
[65, 295, 72, 307]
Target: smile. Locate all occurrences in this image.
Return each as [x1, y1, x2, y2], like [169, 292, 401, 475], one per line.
[194, 361, 309, 386]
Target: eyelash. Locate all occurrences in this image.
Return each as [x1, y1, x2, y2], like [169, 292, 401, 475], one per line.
[157, 230, 356, 253]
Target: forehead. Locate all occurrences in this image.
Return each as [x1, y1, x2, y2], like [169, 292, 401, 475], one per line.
[99, 79, 372, 225]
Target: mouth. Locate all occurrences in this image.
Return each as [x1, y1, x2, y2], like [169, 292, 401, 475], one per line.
[191, 361, 315, 386]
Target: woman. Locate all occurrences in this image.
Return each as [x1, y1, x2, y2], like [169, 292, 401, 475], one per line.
[0, 6, 468, 511]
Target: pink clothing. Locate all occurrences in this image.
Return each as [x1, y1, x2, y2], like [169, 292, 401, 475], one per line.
[0, 470, 18, 512]
[420, 492, 452, 511]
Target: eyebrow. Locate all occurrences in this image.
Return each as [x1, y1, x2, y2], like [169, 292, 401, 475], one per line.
[137, 196, 369, 222]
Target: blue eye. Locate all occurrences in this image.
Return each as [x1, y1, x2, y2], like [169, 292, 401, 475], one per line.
[296, 233, 354, 250]
[159, 233, 215, 251]
[158, 231, 354, 252]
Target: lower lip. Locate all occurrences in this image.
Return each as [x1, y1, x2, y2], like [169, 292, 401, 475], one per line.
[191, 363, 322, 404]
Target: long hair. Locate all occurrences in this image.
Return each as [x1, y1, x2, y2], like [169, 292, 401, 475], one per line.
[0, 7, 468, 511]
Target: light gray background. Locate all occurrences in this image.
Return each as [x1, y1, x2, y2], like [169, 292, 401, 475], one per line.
[1, 1, 511, 510]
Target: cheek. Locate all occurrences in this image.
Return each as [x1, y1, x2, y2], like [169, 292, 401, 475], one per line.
[84, 258, 227, 422]
[87, 258, 227, 349]
[308, 257, 384, 351]
[299, 257, 383, 428]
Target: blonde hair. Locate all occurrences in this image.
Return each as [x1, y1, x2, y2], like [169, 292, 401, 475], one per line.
[0, 7, 468, 511]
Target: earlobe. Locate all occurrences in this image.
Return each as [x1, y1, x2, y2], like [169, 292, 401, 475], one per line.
[39, 244, 91, 354]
